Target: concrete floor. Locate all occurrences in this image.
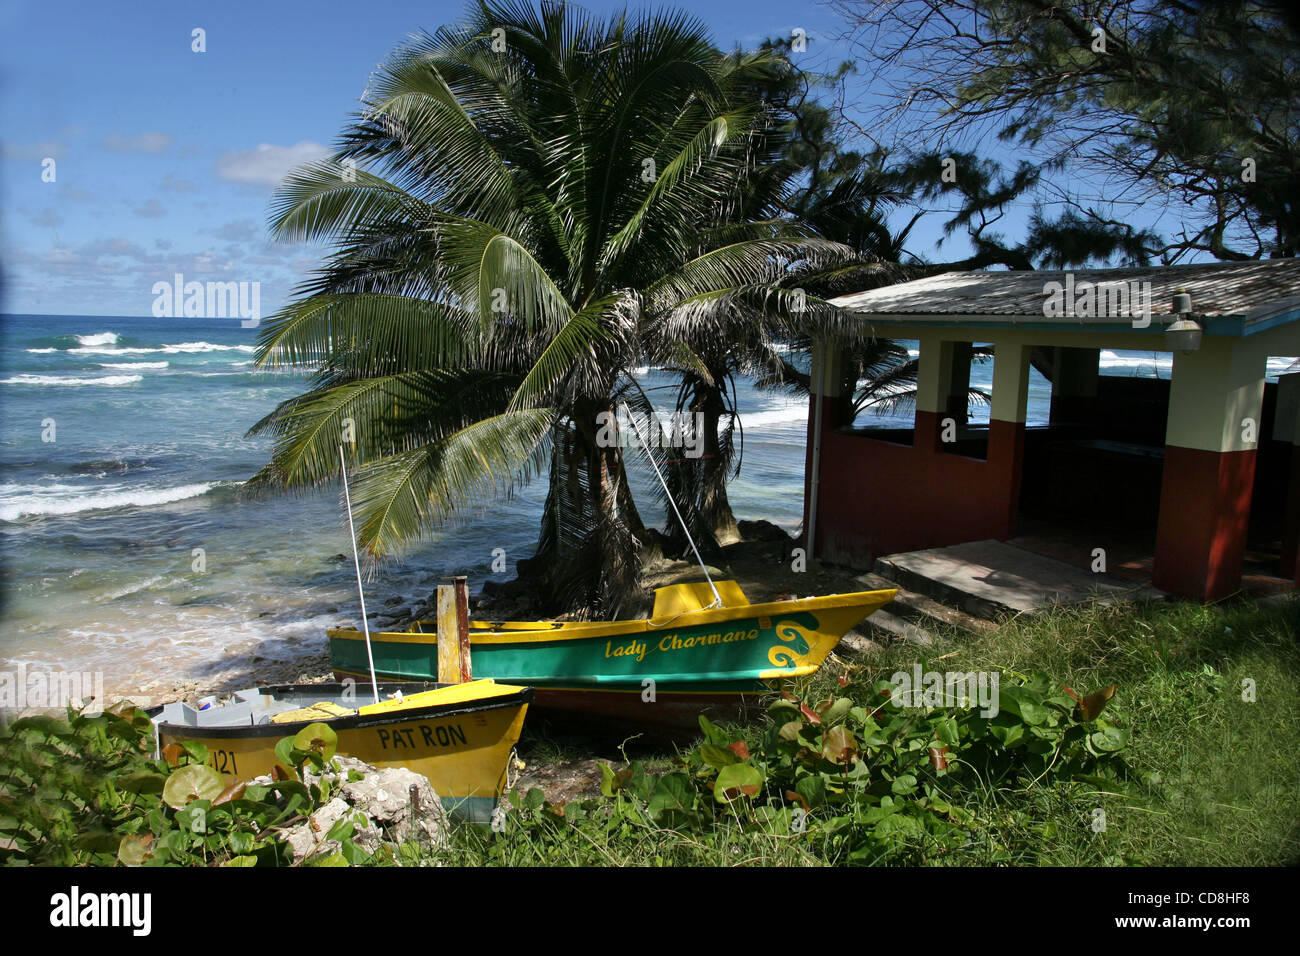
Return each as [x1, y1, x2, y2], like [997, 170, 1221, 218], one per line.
[876, 539, 1162, 617]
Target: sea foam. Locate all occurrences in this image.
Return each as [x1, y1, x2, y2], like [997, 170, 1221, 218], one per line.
[0, 482, 223, 521]
[1, 373, 143, 387]
[76, 332, 121, 346]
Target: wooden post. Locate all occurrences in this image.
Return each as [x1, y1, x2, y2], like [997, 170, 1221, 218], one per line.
[453, 575, 473, 682]
[436, 584, 461, 685]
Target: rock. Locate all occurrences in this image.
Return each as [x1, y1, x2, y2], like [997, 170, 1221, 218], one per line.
[276, 758, 442, 863]
[282, 797, 381, 864]
[342, 766, 447, 850]
[384, 595, 404, 607]
[282, 823, 338, 864]
[738, 519, 795, 544]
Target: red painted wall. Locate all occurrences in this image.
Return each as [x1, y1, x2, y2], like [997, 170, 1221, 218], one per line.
[1152, 445, 1258, 601]
[806, 396, 1026, 567]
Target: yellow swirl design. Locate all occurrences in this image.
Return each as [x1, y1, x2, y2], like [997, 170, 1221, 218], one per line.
[765, 620, 815, 670]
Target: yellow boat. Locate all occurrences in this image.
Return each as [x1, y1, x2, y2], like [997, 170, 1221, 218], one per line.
[330, 580, 896, 729]
[150, 679, 531, 823]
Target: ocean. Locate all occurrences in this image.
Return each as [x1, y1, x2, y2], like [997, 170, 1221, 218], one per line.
[1, 313, 1291, 698]
[0, 313, 824, 697]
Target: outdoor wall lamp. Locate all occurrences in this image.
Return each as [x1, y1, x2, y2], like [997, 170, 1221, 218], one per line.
[1165, 291, 1203, 353]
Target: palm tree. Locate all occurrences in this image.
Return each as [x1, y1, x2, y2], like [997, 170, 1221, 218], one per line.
[246, 0, 854, 615]
[646, 48, 912, 552]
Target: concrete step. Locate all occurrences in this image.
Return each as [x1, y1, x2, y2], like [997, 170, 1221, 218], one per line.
[874, 539, 1163, 621]
[835, 629, 884, 657]
[858, 607, 934, 646]
[855, 571, 997, 636]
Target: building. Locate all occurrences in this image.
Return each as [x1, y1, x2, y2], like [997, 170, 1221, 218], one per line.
[806, 260, 1300, 601]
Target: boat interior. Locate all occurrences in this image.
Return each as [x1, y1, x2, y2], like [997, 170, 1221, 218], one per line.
[154, 679, 512, 728]
[406, 580, 752, 633]
[154, 687, 360, 729]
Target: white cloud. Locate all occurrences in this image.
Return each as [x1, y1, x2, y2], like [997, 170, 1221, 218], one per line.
[161, 173, 198, 193]
[214, 219, 258, 242]
[133, 198, 166, 218]
[215, 140, 331, 187]
[1, 140, 65, 161]
[30, 207, 62, 228]
[102, 131, 174, 154]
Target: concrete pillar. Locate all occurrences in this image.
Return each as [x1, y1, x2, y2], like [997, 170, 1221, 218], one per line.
[1049, 347, 1101, 425]
[913, 334, 951, 453]
[804, 338, 845, 557]
[1276, 373, 1300, 583]
[989, 343, 1031, 537]
[1153, 337, 1267, 601]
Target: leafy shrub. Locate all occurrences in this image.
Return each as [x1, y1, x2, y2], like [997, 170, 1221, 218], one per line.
[0, 701, 367, 866]
[484, 671, 1132, 865]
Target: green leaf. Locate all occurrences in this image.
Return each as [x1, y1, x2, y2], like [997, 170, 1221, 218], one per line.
[274, 737, 297, 773]
[999, 686, 1049, 725]
[162, 764, 224, 810]
[647, 773, 694, 818]
[794, 774, 827, 809]
[821, 697, 853, 726]
[292, 722, 338, 762]
[714, 763, 764, 804]
[821, 725, 859, 765]
[767, 699, 801, 721]
[117, 833, 156, 866]
[931, 715, 960, 748]
[697, 714, 729, 746]
[778, 720, 804, 742]
[307, 852, 349, 867]
[699, 743, 739, 769]
[890, 773, 919, 796]
[1089, 726, 1130, 752]
[179, 740, 209, 764]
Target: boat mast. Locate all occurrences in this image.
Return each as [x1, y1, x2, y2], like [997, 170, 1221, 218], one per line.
[619, 403, 722, 609]
[339, 444, 381, 705]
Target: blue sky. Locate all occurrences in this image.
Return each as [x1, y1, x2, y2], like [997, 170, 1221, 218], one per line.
[0, 0, 1106, 318]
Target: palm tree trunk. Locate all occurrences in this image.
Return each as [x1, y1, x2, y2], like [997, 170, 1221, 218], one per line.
[697, 389, 740, 545]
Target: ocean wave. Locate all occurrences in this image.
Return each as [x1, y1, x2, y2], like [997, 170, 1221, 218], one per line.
[1, 373, 142, 387]
[0, 481, 225, 521]
[98, 361, 169, 370]
[740, 403, 808, 428]
[25, 347, 58, 353]
[76, 332, 120, 346]
[67, 341, 257, 355]
[96, 573, 172, 603]
[162, 342, 257, 354]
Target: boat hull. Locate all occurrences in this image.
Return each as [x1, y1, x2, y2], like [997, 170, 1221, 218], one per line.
[151, 681, 531, 823]
[329, 588, 895, 728]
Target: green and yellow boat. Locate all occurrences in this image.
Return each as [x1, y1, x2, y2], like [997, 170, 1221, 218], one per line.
[329, 580, 896, 729]
[150, 679, 531, 822]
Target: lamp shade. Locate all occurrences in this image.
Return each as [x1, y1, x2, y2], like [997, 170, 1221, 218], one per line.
[1165, 317, 1203, 352]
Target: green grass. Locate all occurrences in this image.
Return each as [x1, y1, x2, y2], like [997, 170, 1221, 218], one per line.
[425, 597, 1300, 866]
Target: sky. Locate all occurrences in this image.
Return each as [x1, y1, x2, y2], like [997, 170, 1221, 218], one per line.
[0, 0, 1136, 319]
[0, 0, 892, 318]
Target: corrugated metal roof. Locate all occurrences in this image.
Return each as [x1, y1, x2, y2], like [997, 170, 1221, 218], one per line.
[831, 259, 1300, 333]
